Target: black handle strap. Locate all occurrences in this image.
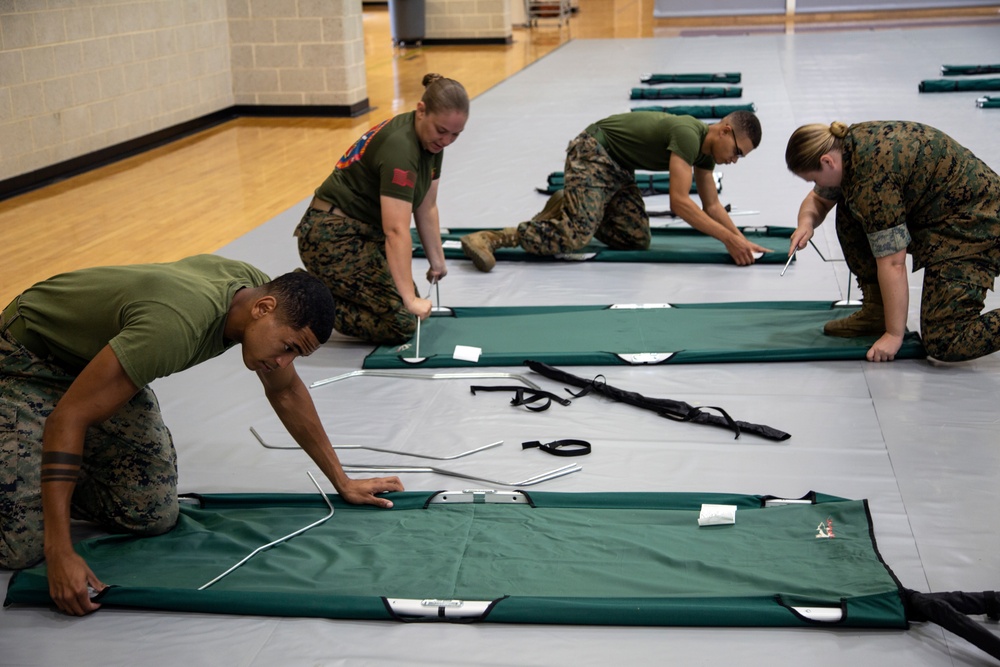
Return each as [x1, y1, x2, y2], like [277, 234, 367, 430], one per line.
[521, 439, 592, 457]
[470, 385, 571, 412]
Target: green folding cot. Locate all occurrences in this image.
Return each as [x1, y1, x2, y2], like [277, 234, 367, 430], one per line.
[413, 226, 793, 265]
[0, 490, 925, 627]
[630, 103, 756, 118]
[7, 488, 999, 662]
[630, 86, 742, 100]
[362, 302, 925, 369]
[537, 170, 720, 196]
[919, 78, 1000, 93]
[639, 72, 741, 84]
[941, 64, 1000, 76]
[977, 95, 1000, 109]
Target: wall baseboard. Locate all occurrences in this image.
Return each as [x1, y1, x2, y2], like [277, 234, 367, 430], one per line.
[0, 100, 371, 202]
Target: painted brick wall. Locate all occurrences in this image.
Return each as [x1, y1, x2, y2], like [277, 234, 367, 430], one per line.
[426, 0, 512, 40]
[0, 0, 233, 182]
[227, 0, 366, 105]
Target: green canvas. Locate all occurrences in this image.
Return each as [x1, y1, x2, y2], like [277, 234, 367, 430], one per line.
[940, 64, 1000, 76]
[630, 86, 742, 100]
[4, 491, 908, 628]
[630, 103, 756, 118]
[362, 302, 925, 369]
[538, 170, 718, 195]
[414, 226, 793, 265]
[919, 78, 1000, 92]
[640, 72, 741, 84]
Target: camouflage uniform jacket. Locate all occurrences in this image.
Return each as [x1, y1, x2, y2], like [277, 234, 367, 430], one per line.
[816, 121, 1000, 272]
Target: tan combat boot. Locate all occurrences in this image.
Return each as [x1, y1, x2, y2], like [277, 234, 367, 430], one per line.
[824, 283, 885, 337]
[461, 227, 520, 272]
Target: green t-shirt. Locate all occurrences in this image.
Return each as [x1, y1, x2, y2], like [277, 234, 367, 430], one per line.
[16, 255, 270, 388]
[587, 112, 714, 172]
[814, 121, 1000, 270]
[314, 111, 444, 225]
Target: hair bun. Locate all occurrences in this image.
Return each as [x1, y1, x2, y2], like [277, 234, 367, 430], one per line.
[422, 73, 443, 87]
[830, 121, 848, 139]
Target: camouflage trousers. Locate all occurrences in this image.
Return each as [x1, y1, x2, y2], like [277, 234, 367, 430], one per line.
[517, 132, 651, 255]
[0, 324, 177, 570]
[836, 207, 1000, 362]
[295, 206, 417, 345]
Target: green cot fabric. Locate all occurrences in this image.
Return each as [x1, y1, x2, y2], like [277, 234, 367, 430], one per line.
[630, 86, 742, 100]
[640, 73, 741, 84]
[363, 302, 925, 369]
[414, 226, 793, 265]
[4, 491, 908, 629]
[941, 64, 1000, 76]
[539, 170, 714, 195]
[630, 103, 756, 118]
[978, 96, 1000, 108]
[919, 78, 1000, 92]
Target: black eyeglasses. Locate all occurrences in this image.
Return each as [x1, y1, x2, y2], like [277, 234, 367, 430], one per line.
[728, 124, 744, 158]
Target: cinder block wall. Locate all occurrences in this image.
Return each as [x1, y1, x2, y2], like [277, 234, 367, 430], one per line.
[228, 0, 366, 105]
[0, 1, 233, 182]
[426, 0, 511, 40]
[0, 0, 508, 184]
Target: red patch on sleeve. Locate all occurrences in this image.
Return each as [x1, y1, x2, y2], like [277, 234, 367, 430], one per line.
[392, 169, 416, 188]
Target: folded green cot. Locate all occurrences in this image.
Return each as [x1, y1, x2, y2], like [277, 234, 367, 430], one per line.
[630, 103, 756, 118]
[7, 489, 998, 662]
[362, 302, 925, 369]
[640, 72, 741, 84]
[919, 78, 1000, 93]
[414, 226, 793, 265]
[537, 170, 720, 195]
[631, 86, 742, 100]
[977, 95, 1000, 109]
[941, 64, 1000, 76]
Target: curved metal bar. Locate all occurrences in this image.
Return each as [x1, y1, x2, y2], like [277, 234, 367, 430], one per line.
[198, 471, 334, 591]
[250, 427, 503, 460]
[341, 463, 582, 487]
[310, 370, 543, 391]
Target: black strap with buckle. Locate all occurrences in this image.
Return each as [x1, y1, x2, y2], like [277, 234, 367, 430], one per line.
[521, 439, 591, 457]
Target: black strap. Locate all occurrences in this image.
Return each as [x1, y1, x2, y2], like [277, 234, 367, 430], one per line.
[903, 589, 1000, 660]
[525, 360, 791, 442]
[470, 385, 571, 412]
[522, 439, 591, 457]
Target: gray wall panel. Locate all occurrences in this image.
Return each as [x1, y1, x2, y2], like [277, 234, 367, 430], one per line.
[654, 0, 784, 18]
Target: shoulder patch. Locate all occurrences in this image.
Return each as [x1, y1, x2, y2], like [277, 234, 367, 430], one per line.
[392, 168, 416, 188]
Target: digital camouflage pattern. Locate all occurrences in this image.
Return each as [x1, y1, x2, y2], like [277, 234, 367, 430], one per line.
[821, 121, 1000, 361]
[1, 326, 177, 570]
[517, 132, 652, 255]
[295, 207, 417, 345]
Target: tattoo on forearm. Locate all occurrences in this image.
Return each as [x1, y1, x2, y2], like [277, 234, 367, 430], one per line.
[40, 468, 81, 483]
[41, 452, 83, 466]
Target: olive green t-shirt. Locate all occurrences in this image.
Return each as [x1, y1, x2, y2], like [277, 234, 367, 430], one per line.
[314, 111, 444, 225]
[586, 112, 715, 172]
[15, 255, 269, 388]
[815, 121, 1000, 270]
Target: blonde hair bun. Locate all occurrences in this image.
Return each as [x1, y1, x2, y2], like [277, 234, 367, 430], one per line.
[830, 121, 848, 139]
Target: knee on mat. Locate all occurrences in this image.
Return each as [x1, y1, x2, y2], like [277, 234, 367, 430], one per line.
[369, 315, 416, 347]
[108, 498, 179, 537]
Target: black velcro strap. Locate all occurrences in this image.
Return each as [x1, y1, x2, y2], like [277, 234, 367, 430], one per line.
[470, 385, 571, 412]
[522, 439, 592, 457]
